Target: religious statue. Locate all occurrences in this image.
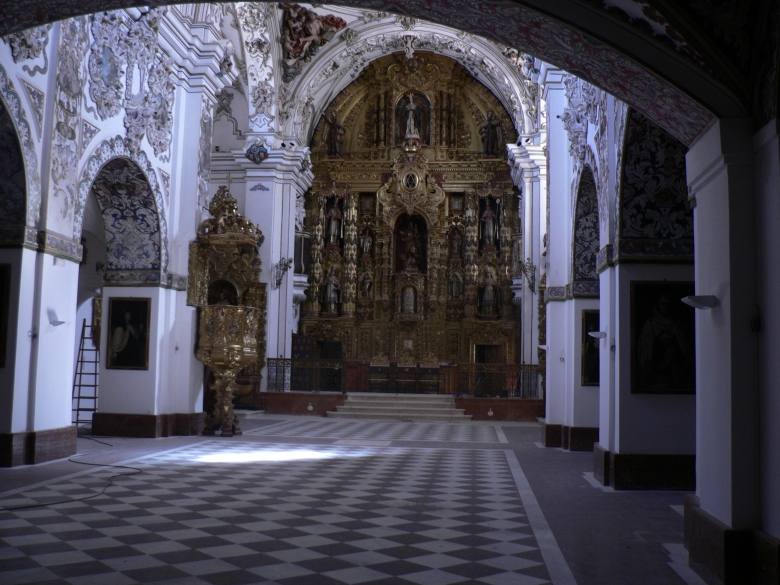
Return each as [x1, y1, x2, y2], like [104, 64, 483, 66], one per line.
[481, 204, 497, 244]
[451, 230, 462, 258]
[280, 4, 346, 82]
[403, 93, 420, 138]
[479, 111, 503, 157]
[481, 266, 497, 315]
[449, 273, 462, 299]
[326, 112, 346, 157]
[323, 265, 341, 314]
[360, 272, 373, 298]
[402, 287, 416, 313]
[360, 231, 373, 256]
[326, 204, 342, 245]
[398, 223, 422, 271]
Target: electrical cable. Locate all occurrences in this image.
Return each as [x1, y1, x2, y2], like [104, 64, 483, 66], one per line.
[0, 430, 143, 512]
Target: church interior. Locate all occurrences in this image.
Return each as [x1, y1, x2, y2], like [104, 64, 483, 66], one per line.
[0, 2, 779, 584]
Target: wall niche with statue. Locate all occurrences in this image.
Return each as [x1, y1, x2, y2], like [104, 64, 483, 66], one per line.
[301, 52, 522, 366]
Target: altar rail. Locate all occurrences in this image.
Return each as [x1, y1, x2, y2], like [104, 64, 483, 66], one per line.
[267, 358, 347, 393]
[266, 359, 542, 397]
[457, 363, 542, 399]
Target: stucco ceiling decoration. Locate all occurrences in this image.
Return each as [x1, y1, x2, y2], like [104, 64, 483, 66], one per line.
[0, 0, 725, 145]
[276, 16, 538, 145]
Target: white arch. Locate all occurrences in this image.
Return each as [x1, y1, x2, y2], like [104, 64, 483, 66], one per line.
[0, 63, 41, 229]
[247, 14, 539, 145]
[75, 135, 169, 272]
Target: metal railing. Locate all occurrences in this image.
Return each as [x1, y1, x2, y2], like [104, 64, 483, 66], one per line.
[267, 358, 346, 392]
[457, 364, 542, 398]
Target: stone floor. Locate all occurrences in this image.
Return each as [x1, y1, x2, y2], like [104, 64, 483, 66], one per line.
[0, 415, 704, 585]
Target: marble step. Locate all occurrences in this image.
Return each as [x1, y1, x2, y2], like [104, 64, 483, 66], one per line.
[345, 393, 455, 403]
[326, 411, 472, 421]
[334, 405, 467, 415]
[345, 398, 456, 408]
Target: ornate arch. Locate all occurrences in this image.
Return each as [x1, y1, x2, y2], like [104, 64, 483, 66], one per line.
[276, 20, 537, 144]
[572, 165, 599, 285]
[0, 63, 41, 231]
[75, 136, 169, 272]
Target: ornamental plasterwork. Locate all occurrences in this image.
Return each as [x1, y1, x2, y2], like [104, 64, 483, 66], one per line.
[237, 2, 275, 132]
[21, 80, 44, 137]
[88, 12, 127, 120]
[573, 166, 599, 282]
[86, 9, 175, 159]
[50, 16, 89, 227]
[75, 134, 169, 272]
[197, 97, 214, 214]
[0, 65, 41, 228]
[81, 120, 99, 153]
[4, 23, 52, 75]
[282, 23, 538, 143]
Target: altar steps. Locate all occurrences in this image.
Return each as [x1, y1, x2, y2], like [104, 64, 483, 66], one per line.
[326, 393, 471, 421]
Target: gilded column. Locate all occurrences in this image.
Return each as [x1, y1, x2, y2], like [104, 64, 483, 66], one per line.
[341, 190, 358, 316]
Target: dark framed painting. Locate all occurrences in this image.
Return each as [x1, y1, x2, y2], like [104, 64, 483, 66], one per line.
[0, 264, 10, 368]
[581, 309, 600, 386]
[107, 297, 151, 370]
[630, 281, 695, 394]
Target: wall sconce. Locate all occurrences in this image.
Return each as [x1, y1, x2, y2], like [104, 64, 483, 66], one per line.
[520, 257, 536, 293]
[273, 257, 294, 289]
[47, 309, 65, 326]
[588, 331, 607, 339]
[682, 295, 718, 310]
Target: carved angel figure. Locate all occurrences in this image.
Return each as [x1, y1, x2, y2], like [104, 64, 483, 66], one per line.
[404, 94, 421, 138]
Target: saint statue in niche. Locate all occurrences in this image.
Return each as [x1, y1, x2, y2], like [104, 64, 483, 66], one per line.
[449, 273, 462, 299]
[360, 230, 373, 256]
[360, 271, 373, 298]
[326, 112, 346, 157]
[395, 92, 430, 144]
[481, 266, 497, 316]
[326, 203, 342, 245]
[398, 222, 422, 271]
[323, 265, 341, 314]
[402, 287, 416, 313]
[481, 203, 497, 244]
[480, 111, 503, 157]
[403, 93, 420, 138]
[450, 230, 462, 258]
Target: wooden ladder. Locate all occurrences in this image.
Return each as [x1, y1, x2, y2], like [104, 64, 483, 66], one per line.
[72, 319, 99, 424]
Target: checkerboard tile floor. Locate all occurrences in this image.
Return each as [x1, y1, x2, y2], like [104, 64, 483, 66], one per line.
[0, 439, 554, 585]
[246, 419, 500, 443]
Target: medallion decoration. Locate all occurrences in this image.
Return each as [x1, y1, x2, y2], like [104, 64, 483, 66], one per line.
[377, 149, 445, 227]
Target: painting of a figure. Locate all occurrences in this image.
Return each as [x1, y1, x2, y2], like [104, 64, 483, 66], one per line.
[631, 281, 695, 394]
[107, 298, 151, 370]
[581, 309, 599, 386]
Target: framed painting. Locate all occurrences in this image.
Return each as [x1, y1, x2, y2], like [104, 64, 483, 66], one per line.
[0, 264, 10, 368]
[630, 281, 695, 394]
[107, 297, 151, 370]
[581, 309, 600, 386]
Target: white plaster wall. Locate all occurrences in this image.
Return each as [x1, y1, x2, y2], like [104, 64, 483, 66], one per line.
[754, 119, 780, 538]
[0, 248, 35, 433]
[565, 297, 600, 428]
[598, 266, 617, 451]
[613, 263, 696, 455]
[31, 255, 79, 431]
[100, 286, 163, 415]
[687, 119, 759, 530]
[545, 301, 567, 424]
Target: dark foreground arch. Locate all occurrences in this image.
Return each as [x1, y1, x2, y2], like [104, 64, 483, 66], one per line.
[1, 0, 765, 145]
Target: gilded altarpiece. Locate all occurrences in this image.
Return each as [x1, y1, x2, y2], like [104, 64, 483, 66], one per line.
[301, 53, 522, 366]
[188, 186, 268, 406]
